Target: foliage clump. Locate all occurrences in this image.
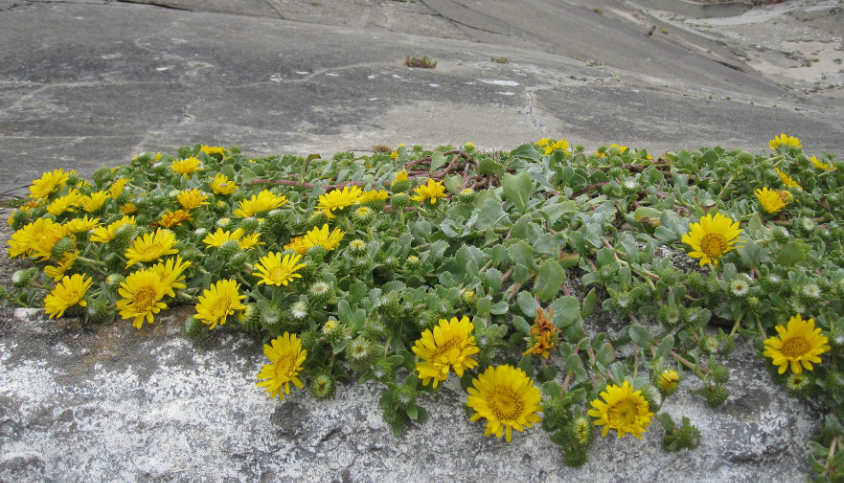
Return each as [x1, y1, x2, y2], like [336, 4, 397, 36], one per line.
[6, 135, 844, 478]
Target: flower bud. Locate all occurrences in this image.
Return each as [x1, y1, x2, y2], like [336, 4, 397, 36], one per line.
[310, 370, 336, 400]
[238, 304, 262, 333]
[300, 329, 319, 352]
[86, 299, 110, 322]
[287, 301, 310, 328]
[392, 385, 417, 409]
[656, 369, 680, 395]
[710, 365, 730, 385]
[735, 151, 754, 164]
[50, 237, 76, 261]
[391, 179, 411, 194]
[261, 305, 285, 331]
[640, 384, 662, 412]
[785, 372, 812, 398]
[562, 449, 588, 469]
[390, 192, 412, 209]
[308, 281, 334, 308]
[217, 239, 241, 261]
[185, 316, 205, 337]
[382, 405, 408, 428]
[704, 385, 729, 408]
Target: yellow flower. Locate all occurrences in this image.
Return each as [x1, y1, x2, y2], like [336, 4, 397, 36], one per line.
[303, 224, 345, 251]
[769, 133, 802, 150]
[393, 169, 408, 183]
[44, 252, 77, 281]
[194, 279, 246, 329]
[466, 365, 543, 442]
[256, 332, 307, 400]
[776, 168, 802, 190]
[29, 169, 69, 199]
[359, 189, 389, 205]
[754, 187, 787, 214]
[317, 186, 363, 214]
[811, 156, 834, 171]
[64, 216, 100, 233]
[210, 173, 238, 195]
[200, 145, 226, 157]
[594, 143, 628, 158]
[536, 138, 550, 148]
[109, 178, 130, 199]
[203, 228, 244, 248]
[410, 179, 447, 205]
[176, 189, 209, 211]
[588, 380, 654, 439]
[238, 233, 263, 250]
[149, 256, 191, 297]
[233, 190, 288, 217]
[46, 190, 83, 216]
[171, 157, 202, 178]
[120, 202, 137, 215]
[159, 209, 193, 228]
[412, 316, 480, 388]
[763, 314, 830, 375]
[6, 218, 70, 261]
[81, 191, 109, 213]
[124, 228, 179, 267]
[543, 138, 570, 156]
[44, 274, 92, 319]
[90, 216, 135, 243]
[681, 212, 743, 267]
[465, 142, 475, 149]
[116, 269, 169, 329]
[253, 252, 307, 287]
[391, 150, 399, 160]
[284, 236, 310, 256]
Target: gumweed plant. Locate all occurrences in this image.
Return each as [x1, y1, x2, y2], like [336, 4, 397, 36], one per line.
[5, 136, 844, 478]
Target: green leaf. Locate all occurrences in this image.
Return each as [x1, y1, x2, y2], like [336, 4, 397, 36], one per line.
[540, 201, 577, 226]
[534, 260, 566, 302]
[518, 354, 535, 377]
[517, 291, 541, 317]
[478, 158, 504, 178]
[490, 301, 509, 315]
[406, 405, 419, 420]
[430, 151, 447, 175]
[502, 171, 533, 213]
[512, 315, 532, 334]
[508, 241, 537, 270]
[511, 143, 541, 161]
[416, 406, 429, 424]
[595, 342, 614, 367]
[474, 198, 507, 231]
[629, 325, 655, 348]
[776, 240, 807, 267]
[656, 334, 674, 359]
[549, 296, 581, 328]
[444, 174, 463, 194]
[654, 226, 678, 243]
[581, 288, 597, 318]
[634, 207, 661, 226]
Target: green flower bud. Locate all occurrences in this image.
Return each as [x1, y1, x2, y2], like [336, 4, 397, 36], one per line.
[353, 206, 376, 227]
[658, 304, 683, 328]
[717, 331, 734, 357]
[12, 268, 38, 289]
[347, 336, 376, 369]
[456, 188, 477, 204]
[382, 405, 408, 428]
[86, 299, 110, 322]
[10, 209, 30, 231]
[379, 291, 404, 319]
[217, 239, 241, 261]
[352, 256, 373, 275]
[300, 329, 319, 353]
[828, 329, 844, 352]
[685, 272, 705, 292]
[308, 281, 334, 308]
[677, 421, 701, 450]
[728, 277, 752, 301]
[50, 237, 76, 261]
[347, 239, 369, 258]
[700, 335, 720, 356]
[92, 166, 114, 186]
[238, 304, 262, 333]
[308, 211, 330, 230]
[735, 151, 754, 164]
[405, 255, 421, 272]
[306, 244, 327, 262]
[390, 192, 412, 208]
[759, 273, 783, 292]
[562, 449, 588, 469]
[797, 283, 823, 305]
[286, 301, 310, 327]
[382, 256, 400, 271]
[785, 372, 812, 398]
[392, 385, 417, 409]
[608, 166, 624, 178]
[239, 217, 259, 233]
[640, 384, 663, 412]
[310, 370, 336, 400]
[825, 369, 844, 391]
[656, 369, 680, 395]
[710, 365, 730, 385]
[703, 385, 729, 408]
[185, 316, 204, 337]
[621, 178, 639, 195]
[391, 179, 411, 194]
[261, 305, 285, 331]
[321, 319, 345, 344]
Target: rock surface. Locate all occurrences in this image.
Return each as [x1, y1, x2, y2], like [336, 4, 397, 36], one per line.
[0, 302, 822, 482]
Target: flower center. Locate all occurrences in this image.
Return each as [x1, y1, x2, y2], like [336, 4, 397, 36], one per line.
[488, 386, 524, 421]
[608, 399, 638, 426]
[699, 233, 728, 258]
[274, 354, 295, 379]
[134, 287, 158, 312]
[781, 337, 810, 359]
[213, 295, 232, 317]
[269, 266, 291, 283]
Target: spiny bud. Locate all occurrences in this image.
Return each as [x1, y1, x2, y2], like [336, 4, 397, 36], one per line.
[266, 209, 288, 228]
[703, 385, 729, 408]
[760, 273, 783, 292]
[728, 277, 752, 301]
[797, 283, 823, 305]
[362, 317, 388, 340]
[717, 331, 734, 357]
[405, 255, 422, 272]
[461, 290, 478, 308]
[352, 256, 373, 275]
[418, 310, 439, 332]
[677, 421, 701, 450]
[640, 384, 662, 412]
[50, 237, 76, 261]
[238, 304, 262, 333]
[795, 217, 816, 236]
[92, 166, 113, 186]
[795, 154, 812, 170]
[310, 371, 336, 400]
[456, 188, 477, 204]
[658, 304, 683, 328]
[353, 206, 376, 227]
[710, 365, 730, 385]
[382, 405, 408, 428]
[686, 272, 705, 292]
[306, 244, 327, 262]
[308, 211, 330, 229]
[286, 301, 310, 327]
[828, 329, 844, 352]
[379, 291, 403, 319]
[347, 239, 369, 257]
[700, 335, 720, 356]
[300, 329, 319, 353]
[370, 358, 394, 384]
[392, 385, 417, 409]
[736, 151, 754, 164]
[746, 296, 762, 314]
[608, 166, 624, 178]
[261, 305, 285, 331]
[12, 268, 37, 289]
[85, 298, 109, 322]
[185, 316, 204, 337]
[562, 449, 588, 469]
[112, 223, 135, 250]
[218, 239, 241, 261]
[390, 192, 412, 209]
[212, 200, 230, 215]
[308, 281, 334, 308]
[391, 179, 411, 194]
[321, 319, 345, 344]
[785, 372, 812, 398]
[216, 217, 233, 230]
[239, 217, 259, 233]
[382, 256, 399, 271]
[10, 209, 30, 231]
[347, 336, 376, 369]
[825, 370, 844, 391]
[543, 398, 569, 424]
[621, 178, 639, 195]
[228, 252, 249, 272]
